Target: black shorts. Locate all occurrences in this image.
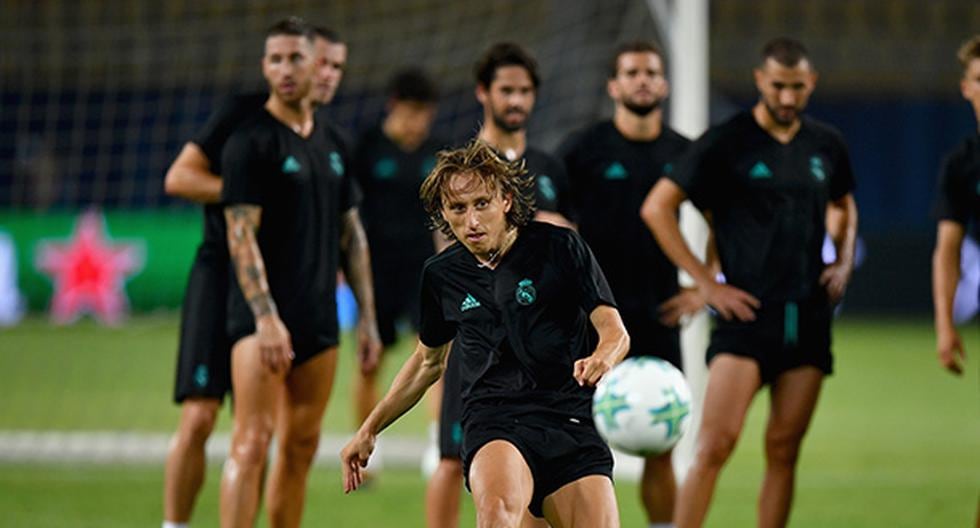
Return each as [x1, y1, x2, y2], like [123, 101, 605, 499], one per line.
[439, 344, 464, 459]
[707, 294, 833, 384]
[173, 244, 232, 403]
[620, 310, 682, 370]
[461, 407, 614, 518]
[372, 250, 427, 346]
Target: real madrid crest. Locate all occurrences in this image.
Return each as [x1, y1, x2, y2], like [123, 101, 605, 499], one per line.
[515, 278, 537, 306]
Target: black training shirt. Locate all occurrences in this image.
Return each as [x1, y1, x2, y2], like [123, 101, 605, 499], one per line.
[670, 111, 856, 302]
[560, 120, 690, 316]
[934, 132, 980, 238]
[522, 147, 575, 220]
[221, 109, 360, 348]
[418, 222, 616, 420]
[354, 126, 442, 260]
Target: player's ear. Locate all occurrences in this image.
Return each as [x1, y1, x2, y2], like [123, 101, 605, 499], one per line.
[475, 84, 488, 105]
[752, 67, 766, 92]
[501, 192, 513, 213]
[606, 78, 619, 101]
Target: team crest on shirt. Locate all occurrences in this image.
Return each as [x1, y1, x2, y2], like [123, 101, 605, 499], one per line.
[421, 156, 437, 179]
[515, 279, 537, 306]
[809, 156, 826, 181]
[329, 151, 345, 176]
[536, 175, 557, 202]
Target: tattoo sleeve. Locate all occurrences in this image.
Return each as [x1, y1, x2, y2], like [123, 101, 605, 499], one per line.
[225, 205, 277, 320]
[339, 208, 377, 322]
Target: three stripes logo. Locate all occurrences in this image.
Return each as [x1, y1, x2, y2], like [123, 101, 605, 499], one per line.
[281, 155, 302, 174]
[460, 293, 481, 312]
[749, 161, 772, 179]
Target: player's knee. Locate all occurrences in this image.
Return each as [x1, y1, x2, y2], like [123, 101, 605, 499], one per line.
[280, 431, 321, 468]
[232, 427, 273, 468]
[697, 430, 738, 467]
[181, 403, 219, 443]
[475, 493, 524, 528]
[764, 429, 803, 467]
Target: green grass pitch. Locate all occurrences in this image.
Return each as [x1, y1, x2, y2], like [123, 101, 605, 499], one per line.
[0, 315, 977, 526]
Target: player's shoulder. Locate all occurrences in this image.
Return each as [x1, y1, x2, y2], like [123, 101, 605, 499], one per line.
[522, 221, 580, 250]
[565, 120, 615, 146]
[801, 115, 847, 146]
[212, 92, 267, 122]
[524, 146, 561, 167]
[693, 112, 750, 148]
[660, 126, 693, 149]
[942, 133, 980, 169]
[423, 242, 467, 275]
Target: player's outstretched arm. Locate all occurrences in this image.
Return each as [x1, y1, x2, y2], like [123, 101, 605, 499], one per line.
[225, 204, 293, 373]
[642, 179, 759, 321]
[339, 208, 383, 374]
[932, 220, 967, 375]
[341, 340, 450, 492]
[575, 305, 630, 387]
[821, 193, 858, 303]
[164, 143, 223, 204]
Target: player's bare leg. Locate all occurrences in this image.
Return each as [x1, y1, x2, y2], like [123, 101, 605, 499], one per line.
[164, 397, 220, 523]
[220, 336, 285, 528]
[540, 475, 619, 528]
[758, 366, 823, 528]
[469, 440, 534, 528]
[674, 354, 761, 528]
[640, 449, 676, 524]
[520, 510, 551, 527]
[426, 457, 464, 528]
[266, 347, 338, 528]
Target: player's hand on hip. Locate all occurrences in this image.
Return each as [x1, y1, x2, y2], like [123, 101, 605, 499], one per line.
[819, 262, 852, 304]
[356, 319, 383, 375]
[255, 315, 294, 374]
[698, 281, 760, 322]
[936, 326, 966, 376]
[658, 288, 706, 327]
[340, 430, 376, 493]
[574, 355, 613, 387]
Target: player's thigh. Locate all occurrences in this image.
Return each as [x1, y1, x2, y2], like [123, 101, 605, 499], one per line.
[230, 336, 285, 430]
[469, 440, 534, 511]
[541, 474, 619, 528]
[280, 347, 339, 435]
[766, 366, 824, 443]
[701, 354, 762, 438]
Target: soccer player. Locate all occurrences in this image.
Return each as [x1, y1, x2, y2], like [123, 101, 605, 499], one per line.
[351, 67, 442, 477]
[342, 140, 629, 528]
[218, 19, 379, 528]
[932, 34, 980, 377]
[160, 22, 351, 528]
[642, 37, 858, 528]
[559, 40, 702, 528]
[425, 42, 575, 528]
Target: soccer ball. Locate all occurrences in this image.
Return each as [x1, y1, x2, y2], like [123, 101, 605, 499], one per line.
[592, 356, 692, 456]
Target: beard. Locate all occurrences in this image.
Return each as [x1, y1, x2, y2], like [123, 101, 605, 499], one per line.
[764, 101, 799, 126]
[623, 97, 662, 117]
[491, 108, 528, 133]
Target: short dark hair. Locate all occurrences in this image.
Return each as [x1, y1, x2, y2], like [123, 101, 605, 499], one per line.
[419, 140, 535, 239]
[266, 16, 315, 43]
[760, 37, 810, 68]
[387, 67, 439, 103]
[957, 35, 980, 71]
[312, 26, 343, 44]
[474, 42, 540, 89]
[609, 40, 665, 78]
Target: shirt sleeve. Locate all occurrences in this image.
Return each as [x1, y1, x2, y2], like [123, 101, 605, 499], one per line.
[828, 131, 857, 201]
[418, 265, 457, 347]
[192, 95, 263, 174]
[668, 128, 723, 211]
[933, 150, 968, 225]
[563, 230, 617, 313]
[221, 126, 272, 206]
[556, 130, 587, 220]
[328, 123, 362, 213]
[548, 156, 578, 223]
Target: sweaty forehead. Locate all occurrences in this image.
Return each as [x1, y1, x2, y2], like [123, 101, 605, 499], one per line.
[760, 57, 813, 79]
[617, 52, 662, 73]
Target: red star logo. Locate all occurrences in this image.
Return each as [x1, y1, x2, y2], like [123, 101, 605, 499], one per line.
[35, 210, 144, 325]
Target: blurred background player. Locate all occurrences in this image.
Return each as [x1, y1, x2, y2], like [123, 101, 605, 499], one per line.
[643, 37, 858, 528]
[932, 34, 980, 377]
[559, 40, 703, 528]
[160, 20, 348, 528]
[342, 140, 628, 528]
[218, 18, 380, 528]
[351, 66, 443, 481]
[425, 41, 575, 528]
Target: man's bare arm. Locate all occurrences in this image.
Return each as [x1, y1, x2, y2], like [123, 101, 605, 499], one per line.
[932, 220, 967, 375]
[164, 143, 223, 204]
[340, 208, 383, 372]
[225, 205, 275, 318]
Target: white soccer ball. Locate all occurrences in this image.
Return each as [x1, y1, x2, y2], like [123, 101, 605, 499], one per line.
[592, 356, 692, 456]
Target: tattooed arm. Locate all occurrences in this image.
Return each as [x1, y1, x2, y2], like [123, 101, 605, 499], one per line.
[340, 208, 383, 374]
[225, 204, 293, 373]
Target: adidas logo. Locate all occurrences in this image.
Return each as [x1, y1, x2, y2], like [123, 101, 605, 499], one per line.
[604, 162, 628, 180]
[460, 293, 481, 312]
[749, 161, 772, 179]
[282, 155, 302, 174]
